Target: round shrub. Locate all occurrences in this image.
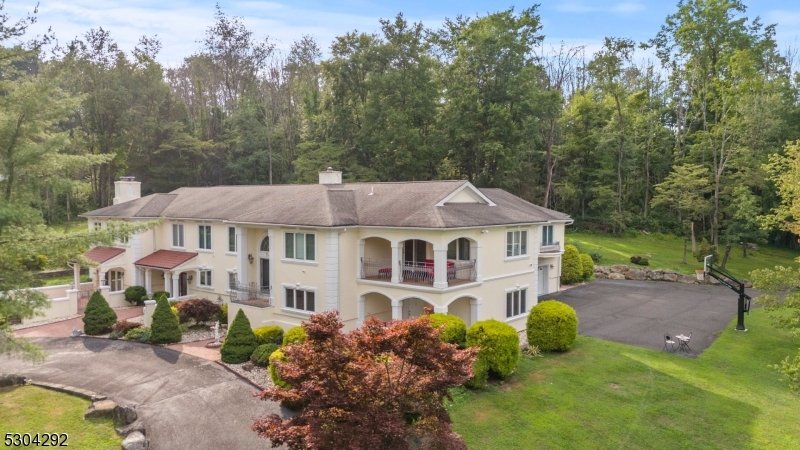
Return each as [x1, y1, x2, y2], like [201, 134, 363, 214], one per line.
[82, 291, 117, 335]
[124, 327, 151, 342]
[282, 326, 306, 346]
[526, 300, 578, 352]
[426, 313, 466, 346]
[464, 356, 490, 389]
[152, 291, 169, 302]
[177, 298, 221, 324]
[251, 343, 280, 367]
[150, 296, 182, 344]
[218, 303, 229, 324]
[579, 253, 595, 280]
[561, 244, 583, 285]
[124, 286, 147, 306]
[221, 309, 258, 364]
[465, 319, 520, 387]
[254, 325, 284, 346]
[269, 349, 290, 388]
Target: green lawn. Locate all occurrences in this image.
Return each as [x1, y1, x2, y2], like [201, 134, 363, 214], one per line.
[566, 231, 799, 277]
[46, 220, 88, 234]
[448, 309, 800, 449]
[0, 385, 120, 449]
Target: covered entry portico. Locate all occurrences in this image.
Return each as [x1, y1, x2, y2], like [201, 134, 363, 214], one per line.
[134, 250, 198, 300]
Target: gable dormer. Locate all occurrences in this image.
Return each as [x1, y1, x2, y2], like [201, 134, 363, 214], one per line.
[436, 181, 496, 207]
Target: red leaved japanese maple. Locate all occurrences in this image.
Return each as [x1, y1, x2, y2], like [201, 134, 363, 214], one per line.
[252, 310, 478, 450]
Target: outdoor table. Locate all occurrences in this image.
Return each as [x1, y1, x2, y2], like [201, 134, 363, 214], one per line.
[675, 334, 691, 353]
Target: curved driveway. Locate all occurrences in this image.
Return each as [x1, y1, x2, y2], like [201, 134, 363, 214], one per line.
[1, 337, 285, 449]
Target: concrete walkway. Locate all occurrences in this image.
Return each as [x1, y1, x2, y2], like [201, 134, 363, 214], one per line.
[14, 307, 143, 338]
[1, 338, 285, 449]
[547, 279, 755, 355]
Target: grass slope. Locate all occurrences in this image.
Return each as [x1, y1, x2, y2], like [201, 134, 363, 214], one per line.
[566, 232, 799, 276]
[448, 309, 800, 449]
[0, 385, 120, 449]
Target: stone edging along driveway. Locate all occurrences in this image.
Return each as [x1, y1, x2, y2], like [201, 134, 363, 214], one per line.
[593, 264, 753, 287]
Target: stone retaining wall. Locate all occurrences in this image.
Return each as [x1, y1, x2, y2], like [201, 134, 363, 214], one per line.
[593, 264, 752, 287]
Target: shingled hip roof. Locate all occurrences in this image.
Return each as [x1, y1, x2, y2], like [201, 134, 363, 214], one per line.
[83, 246, 126, 264]
[134, 250, 197, 270]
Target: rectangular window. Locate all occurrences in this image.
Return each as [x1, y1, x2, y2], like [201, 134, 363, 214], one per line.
[107, 270, 124, 292]
[199, 269, 212, 287]
[285, 287, 315, 312]
[285, 232, 315, 261]
[506, 230, 528, 257]
[228, 273, 237, 289]
[447, 238, 471, 261]
[506, 288, 528, 318]
[94, 222, 102, 230]
[228, 227, 237, 252]
[542, 225, 554, 246]
[172, 224, 184, 247]
[198, 225, 211, 250]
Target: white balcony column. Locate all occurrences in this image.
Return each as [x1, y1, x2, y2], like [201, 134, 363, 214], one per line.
[72, 263, 81, 289]
[236, 227, 249, 286]
[172, 273, 180, 299]
[357, 295, 365, 327]
[357, 239, 365, 279]
[432, 243, 448, 289]
[164, 271, 172, 297]
[391, 242, 402, 284]
[391, 299, 402, 320]
[470, 298, 482, 325]
[471, 241, 482, 282]
[144, 268, 152, 293]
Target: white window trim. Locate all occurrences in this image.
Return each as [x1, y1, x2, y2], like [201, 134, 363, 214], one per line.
[504, 284, 530, 321]
[198, 269, 213, 289]
[198, 224, 212, 251]
[225, 268, 238, 292]
[283, 231, 317, 262]
[542, 224, 554, 246]
[505, 228, 529, 261]
[108, 270, 125, 293]
[281, 283, 317, 314]
[171, 223, 185, 249]
[228, 226, 237, 253]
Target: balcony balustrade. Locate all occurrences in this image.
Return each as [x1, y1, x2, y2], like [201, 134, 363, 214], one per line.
[230, 282, 271, 308]
[540, 241, 561, 253]
[360, 258, 476, 287]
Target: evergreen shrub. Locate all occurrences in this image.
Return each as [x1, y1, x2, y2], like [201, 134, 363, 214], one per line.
[579, 254, 595, 280]
[251, 343, 280, 367]
[124, 286, 147, 306]
[282, 326, 306, 346]
[269, 349, 290, 388]
[221, 309, 258, 363]
[526, 300, 578, 352]
[152, 291, 169, 301]
[150, 296, 182, 344]
[124, 327, 150, 342]
[426, 313, 466, 346]
[465, 319, 519, 388]
[82, 291, 117, 335]
[561, 244, 583, 284]
[254, 325, 284, 346]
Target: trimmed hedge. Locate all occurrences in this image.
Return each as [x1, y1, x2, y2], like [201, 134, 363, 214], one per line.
[251, 343, 280, 367]
[82, 291, 117, 335]
[254, 325, 284, 346]
[526, 300, 578, 352]
[269, 349, 290, 388]
[282, 326, 306, 346]
[426, 313, 466, 346]
[579, 254, 595, 280]
[124, 286, 147, 306]
[150, 296, 183, 344]
[465, 319, 520, 388]
[561, 244, 583, 285]
[221, 309, 258, 364]
[124, 327, 150, 342]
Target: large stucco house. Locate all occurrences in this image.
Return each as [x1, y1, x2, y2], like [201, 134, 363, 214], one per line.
[78, 170, 572, 332]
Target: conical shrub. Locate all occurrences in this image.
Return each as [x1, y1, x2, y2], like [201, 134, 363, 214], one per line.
[150, 295, 182, 344]
[221, 309, 258, 363]
[82, 291, 117, 335]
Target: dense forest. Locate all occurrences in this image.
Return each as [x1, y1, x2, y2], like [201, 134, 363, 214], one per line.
[2, 1, 799, 255]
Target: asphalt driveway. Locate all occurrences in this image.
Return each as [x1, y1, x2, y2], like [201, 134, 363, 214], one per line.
[1, 338, 285, 449]
[546, 279, 754, 355]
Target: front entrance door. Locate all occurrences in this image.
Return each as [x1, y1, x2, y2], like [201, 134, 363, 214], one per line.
[260, 258, 270, 291]
[179, 272, 188, 297]
[404, 298, 428, 319]
[538, 265, 549, 295]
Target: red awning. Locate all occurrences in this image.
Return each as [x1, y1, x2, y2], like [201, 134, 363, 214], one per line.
[134, 250, 197, 270]
[83, 246, 126, 264]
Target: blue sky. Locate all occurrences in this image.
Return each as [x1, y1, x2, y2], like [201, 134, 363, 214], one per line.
[8, 0, 800, 65]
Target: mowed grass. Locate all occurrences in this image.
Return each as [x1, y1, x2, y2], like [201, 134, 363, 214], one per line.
[566, 231, 800, 276]
[38, 274, 91, 287]
[0, 385, 120, 449]
[448, 309, 800, 449]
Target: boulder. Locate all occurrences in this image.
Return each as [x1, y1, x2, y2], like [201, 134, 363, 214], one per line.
[594, 272, 608, 279]
[663, 273, 678, 282]
[0, 374, 25, 388]
[121, 431, 147, 450]
[678, 275, 696, 284]
[742, 279, 753, 288]
[84, 400, 117, 420]
[708, 276, 720, 285]
[608, 273, 626, 280]
[594, 265, 610, 274]
[113, 405, 138, 427]
[650, 270, 665, 281]
[626, 269, 647, 281]
[610, 265, 629, 274]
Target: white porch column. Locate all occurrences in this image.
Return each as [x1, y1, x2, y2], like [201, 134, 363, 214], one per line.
[470, 298, 482, 325]
[357, 239, 365, 279]
[357, 295, 365, 327]
[471, 241, 482, 282]
[236, 227, 249, 286]
[134, 267, 142, 287]
[171, 274, 180, 299]
[391, 299, 402, 320]
[144, 268, 152, 293]
[99, 269, 108, 288]
[164, 271, 172, 297]
[391, 242, 401, 283]
[432, 243, 448, 289]
[72, 263, 81, 289]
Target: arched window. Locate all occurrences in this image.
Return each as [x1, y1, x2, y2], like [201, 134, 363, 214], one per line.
[260, 236, 270, 252]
